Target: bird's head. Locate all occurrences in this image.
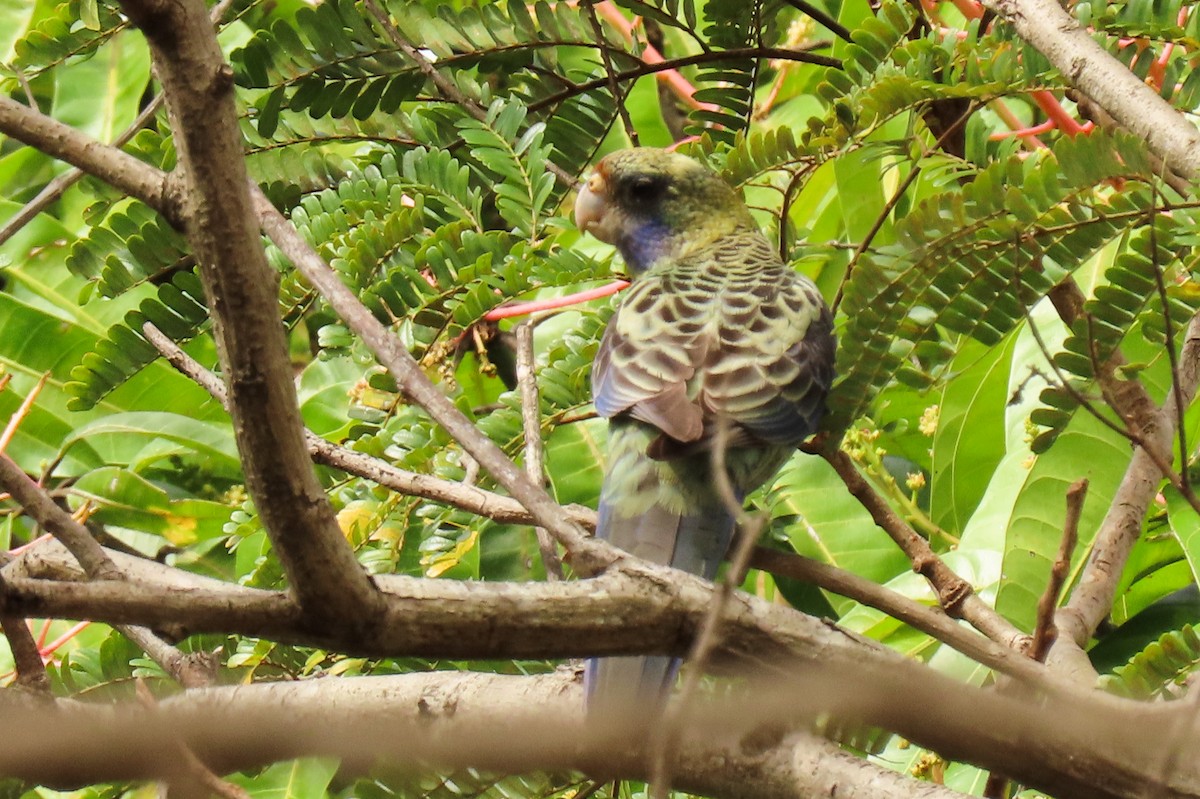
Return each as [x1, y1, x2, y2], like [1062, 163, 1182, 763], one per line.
[574, 148, 754, 273]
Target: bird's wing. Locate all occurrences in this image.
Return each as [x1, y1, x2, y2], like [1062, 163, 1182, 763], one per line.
[591, 275, 708, 444]
[698, 268, 836, 446]
[593, 256, 835, 450]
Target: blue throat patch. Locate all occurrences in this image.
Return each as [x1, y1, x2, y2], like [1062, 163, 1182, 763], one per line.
[618, 217, 673, 273]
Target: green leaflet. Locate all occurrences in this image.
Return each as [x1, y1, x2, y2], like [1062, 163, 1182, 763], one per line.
[59, 412, 240, 478]
[229, 758, 339, 799]
[931, 336, 1015, 534]
[994, 411, 1130, 632]
[769, 452, 911, 617]
[1167, 491, 1200, 588]
[70, 466, 232, 546]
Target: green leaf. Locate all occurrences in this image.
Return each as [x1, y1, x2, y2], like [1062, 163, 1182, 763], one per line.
[931, 336, 1015, 533]
[59, 412, 241, 478]
[51, 30, 151, 143]
[995, 412, 1131, 631]
[1167, 490, 1200, 586]
[69, 466, 232, 546]
[231, 758, 339, 799]
[0, 0, 39, 62]
[770, 453, 912, 615]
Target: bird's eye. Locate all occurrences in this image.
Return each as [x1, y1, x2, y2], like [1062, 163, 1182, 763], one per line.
[626, 175, 665, 204]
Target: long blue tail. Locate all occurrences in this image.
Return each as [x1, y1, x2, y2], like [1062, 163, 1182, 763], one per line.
[585, 433, 737, 715]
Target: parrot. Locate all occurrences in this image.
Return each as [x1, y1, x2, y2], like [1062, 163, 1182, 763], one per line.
[573, 147, 836, 716]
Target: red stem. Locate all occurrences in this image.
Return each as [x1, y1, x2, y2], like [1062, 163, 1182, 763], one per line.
[484, 280, 630, 320]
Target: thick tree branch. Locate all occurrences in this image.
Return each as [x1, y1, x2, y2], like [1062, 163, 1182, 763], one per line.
[0, 672, 971, 799]
[0, 539, 887, 670]
[980, 0, 1200, 180]
[0, 666, 1192, 799]
[134, 678, 254, 799]
[116, 0, 384, 629]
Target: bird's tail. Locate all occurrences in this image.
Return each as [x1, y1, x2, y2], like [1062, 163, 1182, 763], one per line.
[585, 474, 737, 717]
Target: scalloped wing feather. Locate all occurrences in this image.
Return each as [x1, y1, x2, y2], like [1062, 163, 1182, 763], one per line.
[591, 229, 834, 452]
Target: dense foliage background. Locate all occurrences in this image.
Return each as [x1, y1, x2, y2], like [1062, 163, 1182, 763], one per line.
[2, 0, 1200, 796]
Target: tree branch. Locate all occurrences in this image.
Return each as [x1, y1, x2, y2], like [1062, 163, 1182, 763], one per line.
[0, 612, 50, 693]
[0, 94, 173, 219]
[0, 454, 120, 580]
[249, 187, 609, 573]
[118, 625, 218, 689]
[980, 0, 1200, 180]
[517, 322, 565, 580]
[1056, 310, 1200, 652]
[0, 538, 886, 672]
[141, 322, 589, 530]
[0, 666, 1192, 799]
[820, 448, 1029, 650]
[746, 548, 1048, 684]
[1031, 479, 1086, 663]
[116, 0, 384, 629]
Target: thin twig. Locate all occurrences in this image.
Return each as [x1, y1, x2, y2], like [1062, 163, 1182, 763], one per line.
[135, 679, 253, 799]
[779, 0, 854, 40]
[583, 1, 638, 146]
[527, 46, 840, 117]
[648, 419, 768, 798]
[517, 322, 564, 581]
[746, 548, 1049, 681]
[361, 0, 575, 185]
[9, 63, 37, 110]
[119, 624, 217, 689]
[0, 612, 50, 693]
[0, 454, 120, 580]
[818, 446, 1027, 648]
[143, 321, 599, 530]
[1030, 479, 1087, 663]
[1022, 291, 1200, 519]
[1148, 200, 1190, 499]
[0, 372, 48, 454]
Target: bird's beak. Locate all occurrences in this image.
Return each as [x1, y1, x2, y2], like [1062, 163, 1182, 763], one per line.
[574, 171, 614, 242]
